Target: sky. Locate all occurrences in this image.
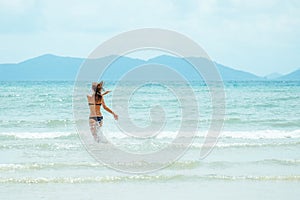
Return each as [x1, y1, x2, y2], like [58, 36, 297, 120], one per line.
[0, 0, 299, 76]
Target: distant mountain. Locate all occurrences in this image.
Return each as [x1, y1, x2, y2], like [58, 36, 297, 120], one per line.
[264, 72, 282, 80]
[214, 62, 262, 81]
[0, 54, 297, 81]
[145, 55, 262, 81]
[277, 69, 300, 80]
[0, 54, 83, 81]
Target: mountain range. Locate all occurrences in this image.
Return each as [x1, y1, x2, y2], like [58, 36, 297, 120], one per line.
[0, 54, 298, 81]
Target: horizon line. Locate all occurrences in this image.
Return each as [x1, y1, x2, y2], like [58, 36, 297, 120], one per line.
[0, 53, 299, 77]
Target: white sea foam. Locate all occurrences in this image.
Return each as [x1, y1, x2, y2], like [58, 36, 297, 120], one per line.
[1, 175, 300, 184]
[0, 132, 75, 139]
[106, 129, 300, 139]
[1, 129, 300, 140]
[221, 130, 300, 139]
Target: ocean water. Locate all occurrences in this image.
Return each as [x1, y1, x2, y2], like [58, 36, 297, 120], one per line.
[0, 81, 300, 199]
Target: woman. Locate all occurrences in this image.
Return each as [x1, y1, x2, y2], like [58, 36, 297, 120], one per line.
[87, 81, 118, 142]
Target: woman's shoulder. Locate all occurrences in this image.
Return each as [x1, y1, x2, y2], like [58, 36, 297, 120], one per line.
[87, 94, 93, 99]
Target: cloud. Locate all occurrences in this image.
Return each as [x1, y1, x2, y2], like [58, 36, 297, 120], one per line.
[39, 0, 179, 33]
[0, 0, 42, 33]
[0, 0, 299, 75]
[0, 0, 36, 13]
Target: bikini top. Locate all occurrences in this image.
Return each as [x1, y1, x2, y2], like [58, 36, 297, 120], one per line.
[88, 103, 102, 106]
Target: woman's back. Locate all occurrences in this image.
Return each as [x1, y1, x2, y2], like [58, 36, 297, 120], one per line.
[87, 94, 102, 117]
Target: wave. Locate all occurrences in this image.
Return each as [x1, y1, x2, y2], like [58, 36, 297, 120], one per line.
[1, 174, 300, 184]
[0, 119, 75, 128]
[0, 142, 81, 151]
[1, 159, 300, 172]
[2, 139, 299, 152]
[223, 118, 300, 128]
[0, 132, 76, 139]
[106, 129, 300, 140]
[1, 129, 300, 154]
[0, 130, 300, 141]
[0, 162, 102, 171]
[220, 130, 300, 139]
[205, 141, 300, 148]
[254, 159, 300, 166]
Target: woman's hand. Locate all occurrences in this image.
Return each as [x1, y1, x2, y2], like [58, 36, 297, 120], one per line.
[113, 113, 118, 120]
[102, 90, 111, 96]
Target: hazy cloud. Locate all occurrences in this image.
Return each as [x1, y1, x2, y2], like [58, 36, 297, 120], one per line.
[0, 0, 299, 75]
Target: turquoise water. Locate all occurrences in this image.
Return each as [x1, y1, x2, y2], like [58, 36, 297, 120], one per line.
[0, 81, 300, 199]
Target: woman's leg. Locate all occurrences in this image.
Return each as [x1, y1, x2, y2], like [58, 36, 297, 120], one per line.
[97, 119, 107, 143]
[89, 119, 99, 142]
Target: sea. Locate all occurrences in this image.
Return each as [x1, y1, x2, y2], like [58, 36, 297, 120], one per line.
[0, 81, 300, 200]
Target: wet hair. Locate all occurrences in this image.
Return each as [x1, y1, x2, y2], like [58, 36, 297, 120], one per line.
[95, 82, 104, 102]
[92, 82, 97, 92]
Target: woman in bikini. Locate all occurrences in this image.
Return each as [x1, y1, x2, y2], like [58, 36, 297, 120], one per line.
[87, 81, 118, 142]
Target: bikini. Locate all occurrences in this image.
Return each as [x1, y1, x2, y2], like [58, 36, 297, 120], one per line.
[88, 103, 102, 106]
[88, 103, 103, 123]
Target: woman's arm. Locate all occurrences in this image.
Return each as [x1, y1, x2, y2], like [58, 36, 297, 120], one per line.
[102, 97, 118, 120]
[102, 90, 111, 96]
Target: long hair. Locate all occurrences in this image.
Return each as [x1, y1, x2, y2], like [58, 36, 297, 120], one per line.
[92, 82, 97, 92]
[95, 81, 104, 102]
